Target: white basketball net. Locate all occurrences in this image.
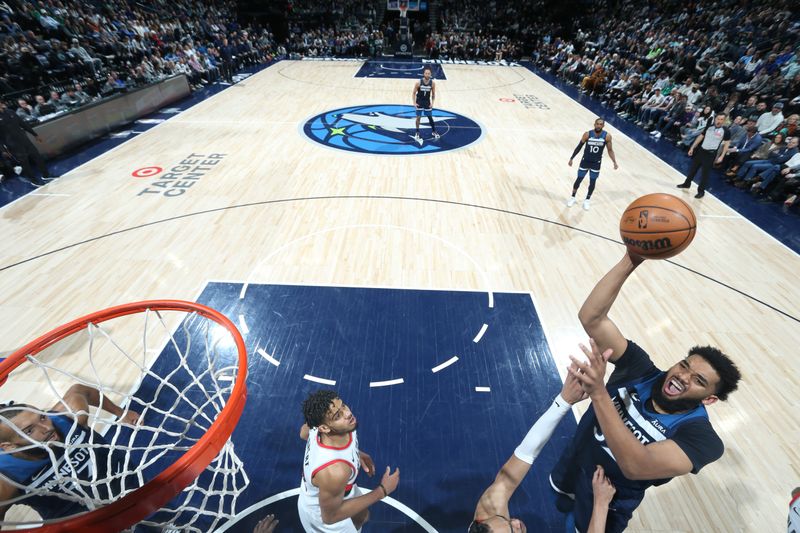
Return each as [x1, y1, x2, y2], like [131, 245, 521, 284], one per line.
[0, 308, 249, 532]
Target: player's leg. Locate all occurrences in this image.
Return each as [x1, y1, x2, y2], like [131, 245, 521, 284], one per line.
[568, 167, 588, 206]
[426, 110, 439, 138]
[415, 108, 422, 139]
[583, 168, 600, 209]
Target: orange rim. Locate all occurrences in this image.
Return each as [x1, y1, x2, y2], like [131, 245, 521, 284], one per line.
[0, 300, 248, 533]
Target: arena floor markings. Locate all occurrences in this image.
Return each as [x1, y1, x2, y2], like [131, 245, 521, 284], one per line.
[194, 282, 571, 532]
[0, 59, 797, 532]
[354, 59, 447, 79]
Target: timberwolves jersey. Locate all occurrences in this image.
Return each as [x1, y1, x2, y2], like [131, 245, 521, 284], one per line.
[416, 78, 433, 109]
[580, 130, 607, 169]
[580, 372, 714, 489]
[550, 341, 724, 533]
[0, 414, 121, 520]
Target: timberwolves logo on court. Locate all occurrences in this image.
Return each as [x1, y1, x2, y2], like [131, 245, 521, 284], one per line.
[302, 104, 483, 155]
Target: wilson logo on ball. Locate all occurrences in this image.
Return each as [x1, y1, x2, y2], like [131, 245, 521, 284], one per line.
[621, 236, 673, 251]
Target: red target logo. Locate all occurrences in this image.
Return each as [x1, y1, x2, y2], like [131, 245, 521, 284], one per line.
[499, 98, 516, 103]
[132, 166, 163, 178]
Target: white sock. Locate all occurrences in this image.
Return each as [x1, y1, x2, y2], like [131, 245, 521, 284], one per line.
[513, 394, 572, 464]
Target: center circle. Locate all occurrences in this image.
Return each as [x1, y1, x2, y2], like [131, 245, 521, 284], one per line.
[301, 104, 483, 155]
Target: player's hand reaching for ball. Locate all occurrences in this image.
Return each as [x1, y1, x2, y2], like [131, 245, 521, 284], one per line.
[561, 363, 588, 404]
[568, 338, 613, 399]
[379, 466, 400, 497]
[359, 451, 376, 476]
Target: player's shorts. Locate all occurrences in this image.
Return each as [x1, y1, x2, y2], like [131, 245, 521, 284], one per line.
[577, 159, 601, 179]
[415, 106, 433, 117]
[298, 485, 363, 532]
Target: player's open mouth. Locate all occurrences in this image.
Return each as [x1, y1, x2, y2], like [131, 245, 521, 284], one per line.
[664, 377, 685, 396]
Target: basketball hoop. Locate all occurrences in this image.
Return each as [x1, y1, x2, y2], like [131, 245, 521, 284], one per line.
[0, 300, 249, 532]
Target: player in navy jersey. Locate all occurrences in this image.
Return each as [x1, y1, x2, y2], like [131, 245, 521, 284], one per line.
[412, 67, 439, 144]
[550, 251, 741, 533]
[567, 118, 619, 210]
[0, 384, 140, 521]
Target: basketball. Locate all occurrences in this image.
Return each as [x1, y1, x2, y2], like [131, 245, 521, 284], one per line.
[619, 193, 697, 259]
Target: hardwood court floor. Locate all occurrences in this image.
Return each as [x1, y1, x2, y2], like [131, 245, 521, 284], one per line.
[1, 60, 798, 532]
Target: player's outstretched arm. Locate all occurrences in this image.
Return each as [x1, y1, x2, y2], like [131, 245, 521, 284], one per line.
[475, 369, 586, 517]
[55, 384, 140, 427]
[317, 464, 399, 524]
[577, 251, 643, 362]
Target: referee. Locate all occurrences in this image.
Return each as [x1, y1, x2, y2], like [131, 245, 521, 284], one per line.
[677, 112, 731, 198]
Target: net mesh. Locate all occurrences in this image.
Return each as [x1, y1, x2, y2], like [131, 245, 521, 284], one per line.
[0, 306, 249, 532]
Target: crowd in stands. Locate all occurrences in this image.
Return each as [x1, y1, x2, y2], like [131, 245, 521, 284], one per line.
[283, 26, 385, 59]
[281, 0, 385, 58]
[3, 0, 800, 212]
[0, 0, 278, 125]
[530, 0, 800, 212]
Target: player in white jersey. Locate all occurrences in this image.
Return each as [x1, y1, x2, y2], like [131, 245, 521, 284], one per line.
[298, 390, 399, 532]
